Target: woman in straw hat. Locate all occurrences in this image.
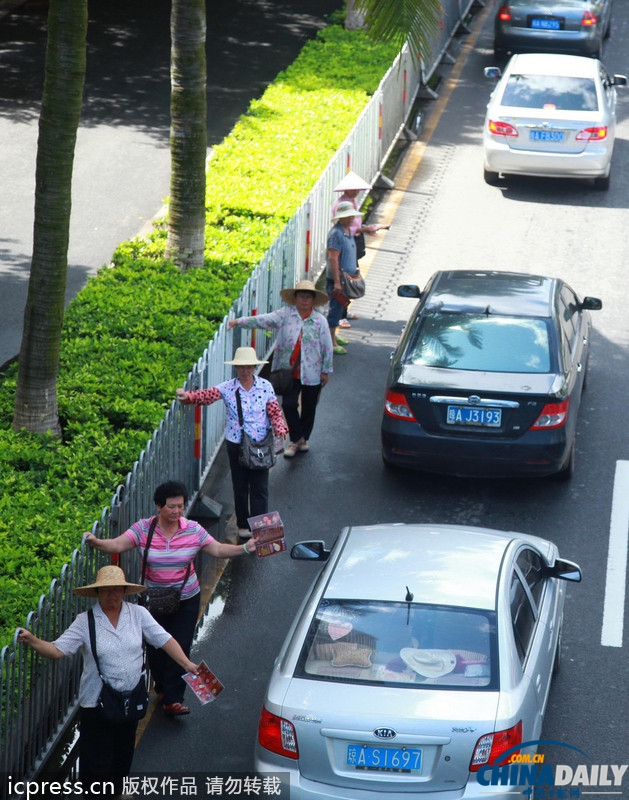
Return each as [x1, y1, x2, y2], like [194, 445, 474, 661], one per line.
[228, 280, 333, 459]
[17, 565, 199, 798]
[176, 347, 289, 538]
[86, 480, 257, 718]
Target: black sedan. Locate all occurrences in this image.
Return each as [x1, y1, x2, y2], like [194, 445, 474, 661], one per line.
[381, 270, 602, 479]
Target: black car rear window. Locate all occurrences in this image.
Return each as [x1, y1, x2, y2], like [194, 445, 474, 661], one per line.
[406, 312, 551, 373]
[500, 74, 599, 111]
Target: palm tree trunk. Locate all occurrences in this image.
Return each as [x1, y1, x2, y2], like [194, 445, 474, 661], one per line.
[13, 0, 87, 436]
[165, 0, 207, 271]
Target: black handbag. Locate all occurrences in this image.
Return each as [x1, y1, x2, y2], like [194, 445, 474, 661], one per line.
[87, 608, 149, 723]
[269, 368, 294, 396]
[340, 268, 366, 299]
[354, 231, 366, 260]
[236, 390, 276, 470]
[138, 517, 190, 616]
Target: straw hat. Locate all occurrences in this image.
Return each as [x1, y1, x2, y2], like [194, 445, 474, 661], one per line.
[225, 346, 268, 366]
[280, 279, 328, 308]
[400, 648, 457, 678]
[332, 200, 363, 223]
[73, 565, 146, 598]
[333, 170, 371, 193]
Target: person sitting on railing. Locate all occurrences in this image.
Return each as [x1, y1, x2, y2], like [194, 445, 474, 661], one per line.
[17, 565, 199, 799]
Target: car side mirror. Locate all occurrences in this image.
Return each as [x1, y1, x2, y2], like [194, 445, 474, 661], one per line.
[581, 296, 602, 311]
[290, 540, 330, 561]
[397, 285, 421, 299]
[612, 74, 628, 87]
[546, 558, 582, 582]
[484, 67, 502, 79]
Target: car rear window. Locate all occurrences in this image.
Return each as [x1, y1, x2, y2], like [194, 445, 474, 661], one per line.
[295, 600, 497, 690]
[500, 74, 599, 111]
[406, 313, 551, 373]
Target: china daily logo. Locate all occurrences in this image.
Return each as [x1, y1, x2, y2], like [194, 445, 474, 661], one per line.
[477, 740, 627, 798]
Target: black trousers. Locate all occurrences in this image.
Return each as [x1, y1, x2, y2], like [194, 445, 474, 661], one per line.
[282, 380, 322, 444]
[79, 706, 137, 796]
[146, 593, 200, 704]
[226, 439, 269, 529]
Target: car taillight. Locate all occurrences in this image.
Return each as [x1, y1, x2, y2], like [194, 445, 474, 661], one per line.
[581, 9, 597, 26]
[488, 119, 518, 137]
[498, 4, 511, 20]
[384, 390, 417, 421]
[576, 126, 608, 141]
[470, 721, 522, 771]
[530, 398, 570, 430]
[258, 707, 299, 759]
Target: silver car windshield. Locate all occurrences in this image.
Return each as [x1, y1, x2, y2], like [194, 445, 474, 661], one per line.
[500, 74, 599, 111]
[296, 600, 497, 690]
[406, 313, 551, 373]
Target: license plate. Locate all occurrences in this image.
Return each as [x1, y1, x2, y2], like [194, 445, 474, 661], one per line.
[347, 745, 422, 772]
[446, 406, 502, 427]
[530, 17, 560, 29]
[530, 129, 564, 142]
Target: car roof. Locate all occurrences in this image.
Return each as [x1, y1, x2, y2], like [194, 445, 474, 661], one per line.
[323, 524, 548, 610]
[425, 270, 555, 318]
[506, 53, 599, 79]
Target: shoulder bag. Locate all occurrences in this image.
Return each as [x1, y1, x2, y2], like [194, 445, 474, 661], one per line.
[137, 516, 191, 616]
[88, 608, 149, 723]
[340, 268, 366, 300]
[269, 368, 294, 396]
[236, 389, 276, 470]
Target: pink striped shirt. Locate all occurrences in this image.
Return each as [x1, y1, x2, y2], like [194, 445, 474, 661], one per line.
[123, 516, 213, 599]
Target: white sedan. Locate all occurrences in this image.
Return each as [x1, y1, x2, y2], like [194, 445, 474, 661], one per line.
[483, 52, 626, 190]
[255, 523, 582, 799]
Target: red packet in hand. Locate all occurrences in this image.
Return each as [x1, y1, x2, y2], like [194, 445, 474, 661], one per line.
[182, 660, 224, 705]
[332, 288, 350, 308]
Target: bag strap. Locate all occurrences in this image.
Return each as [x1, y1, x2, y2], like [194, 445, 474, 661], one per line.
[140, 516, 159, 584]
[141, 515, 191, 592]
[235, 388, 244, 428]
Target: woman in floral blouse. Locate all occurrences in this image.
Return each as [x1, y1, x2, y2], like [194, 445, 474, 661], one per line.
[176, 347, 288, 539]
[228, 280, 333, 459]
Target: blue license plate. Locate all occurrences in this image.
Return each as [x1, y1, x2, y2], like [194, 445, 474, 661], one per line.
[530, 17, 560, 28]
[447, 406, 502, 427]
[347, 745, 422, 772]
[530, 130, 564, 142]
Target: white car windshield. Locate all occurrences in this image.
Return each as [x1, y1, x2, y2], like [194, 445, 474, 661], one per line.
[296, 600, 497, 690]
[500, 74, 599, 111]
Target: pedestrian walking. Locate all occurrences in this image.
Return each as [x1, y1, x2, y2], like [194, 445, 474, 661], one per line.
[85, 481, 256, 718]
[228, 279, 333, 458]
[176, 347, 289, 537]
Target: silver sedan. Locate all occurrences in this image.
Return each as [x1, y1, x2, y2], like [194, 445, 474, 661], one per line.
[483, 52, 626, 190]
[254, 524, 582, 799]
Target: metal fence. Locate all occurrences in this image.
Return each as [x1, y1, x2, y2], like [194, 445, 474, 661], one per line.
[0, 13, 475, 784]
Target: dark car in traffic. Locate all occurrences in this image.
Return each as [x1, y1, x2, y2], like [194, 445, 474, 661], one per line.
[381, 270, 602, 479]
[493, 0, 612, 59]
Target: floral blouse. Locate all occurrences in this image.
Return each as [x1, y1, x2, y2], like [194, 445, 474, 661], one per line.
[183, 377, 288, 444]
[236, 306, 333, 386]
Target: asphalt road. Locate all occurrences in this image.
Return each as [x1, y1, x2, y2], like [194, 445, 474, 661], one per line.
[131, 0, 629, 792]
[0, 0, 339, 367]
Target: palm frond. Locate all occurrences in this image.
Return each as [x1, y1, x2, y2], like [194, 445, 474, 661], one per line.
[354, 0, 442, 63]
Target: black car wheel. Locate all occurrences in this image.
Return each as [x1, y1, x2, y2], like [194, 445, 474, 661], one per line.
[555, 439, 576, 481]
[484, 168, 500, 186]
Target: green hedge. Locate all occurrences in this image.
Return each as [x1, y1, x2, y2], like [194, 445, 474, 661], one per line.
[0, 24, 398, 646]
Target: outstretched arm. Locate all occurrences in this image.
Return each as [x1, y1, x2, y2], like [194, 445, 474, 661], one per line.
[17, 629, 64, 660]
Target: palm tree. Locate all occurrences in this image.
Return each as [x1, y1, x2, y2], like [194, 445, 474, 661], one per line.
[349, 0, 441, 62]
[165, 0, 207, 271]
[13, 0, 87, 436]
